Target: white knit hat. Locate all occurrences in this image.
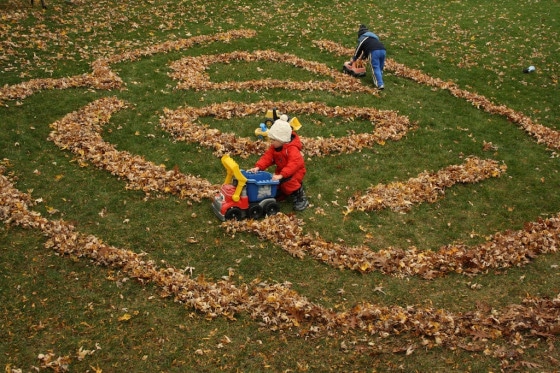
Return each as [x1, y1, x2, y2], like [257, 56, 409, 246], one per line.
[268, 119, 292, 143]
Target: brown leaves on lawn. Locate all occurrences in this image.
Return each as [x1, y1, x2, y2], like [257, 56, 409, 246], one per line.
[1, 29, 559, 365]
[313, 39, 560, 151]
[0, 29, 256, 105]
[347, 157, 506, 213]
[47, 97, 217, 201]
[169, 49, 378, 95]
[0, 168, 247, 319]
[224, 212, 560, 279]
[37, 352, 71, 372]
[0, 169, 558, 357]
[3, 28, 557, 156]
[161, 100, 413, 158]
[0, 61, 123, 104]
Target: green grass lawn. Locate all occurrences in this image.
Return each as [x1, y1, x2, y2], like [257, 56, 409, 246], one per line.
[1, 0, 559, 371]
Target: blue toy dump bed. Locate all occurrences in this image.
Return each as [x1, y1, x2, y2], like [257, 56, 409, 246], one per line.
[241, 170, 280, 202]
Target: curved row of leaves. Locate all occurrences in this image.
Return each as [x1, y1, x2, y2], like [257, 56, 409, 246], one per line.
[1, 168, 559, 357]
[1, 29, 559, 363]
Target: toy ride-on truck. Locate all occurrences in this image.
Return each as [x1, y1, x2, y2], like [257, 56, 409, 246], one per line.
[342, 59, 366, 77]
[212, 155, 280, 221]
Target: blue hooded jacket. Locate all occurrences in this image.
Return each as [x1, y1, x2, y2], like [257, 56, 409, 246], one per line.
[358, 31, 379, 44]
[357, 24, 379, 44]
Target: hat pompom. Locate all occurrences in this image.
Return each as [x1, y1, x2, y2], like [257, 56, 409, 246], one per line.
[358, 24, 368, 36]
[268, 119, 292, 143]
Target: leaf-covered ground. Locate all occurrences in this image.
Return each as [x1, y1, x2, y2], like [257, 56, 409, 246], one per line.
[1, 0, 559, 372]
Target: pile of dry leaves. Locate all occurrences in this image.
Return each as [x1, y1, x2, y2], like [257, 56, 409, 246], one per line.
[47, 97, 217, 201]
[169, 49, 377, 95]
[0, 29, 256, 105]
[1, 30, 559, 364]
[347, 157, 506, 212]
[160, 100, 413, 158]
[1, 169, 558, 358]
[313, 39, 560, 152]
[225, 212, 559, 279]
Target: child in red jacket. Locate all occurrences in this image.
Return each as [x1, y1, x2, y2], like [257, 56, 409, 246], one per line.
[248, 116, 309, 211]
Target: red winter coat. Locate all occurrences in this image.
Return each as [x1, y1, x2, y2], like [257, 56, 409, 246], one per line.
[255, 132, 306, 195]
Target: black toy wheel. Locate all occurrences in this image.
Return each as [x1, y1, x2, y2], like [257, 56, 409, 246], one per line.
[263, 201, 280, 216]
[248, 204, 263, 220]
[224, 207, 244, 220]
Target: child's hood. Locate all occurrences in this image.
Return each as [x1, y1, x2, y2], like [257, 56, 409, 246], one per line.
[287, 132, 303, 151]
